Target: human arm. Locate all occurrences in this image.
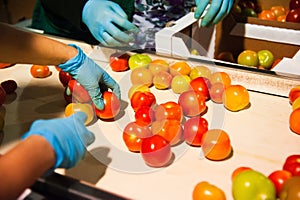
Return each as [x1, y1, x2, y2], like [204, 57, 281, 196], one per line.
[0, 22, 121, 110]
[194, 0, 234, 27]
[0, 112, 94, 199]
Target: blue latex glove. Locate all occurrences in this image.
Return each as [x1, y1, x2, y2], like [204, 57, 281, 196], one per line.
[59, 44, 121, 110]
[21, 112, 95, 169]
[194, 0, 234, 27]
[82, 0, 138, 46]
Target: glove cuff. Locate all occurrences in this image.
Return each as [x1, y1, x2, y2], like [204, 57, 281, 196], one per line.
[58, 44, 86, 76]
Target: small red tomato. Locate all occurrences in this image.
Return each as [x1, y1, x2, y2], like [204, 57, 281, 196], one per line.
[283, 154, 300, 176]
[0, 87, 6, 105]
[109, 52, 130, 72]
[68, 79, 91, 103]
[1, 80, 17, 94]
[286, 9, 300, 23]
[141, 134, 172, 167]
[151, 119, 183, 146]
[268, 170, 292, 197]
[123, 121, 152, 152]
[30, 65, 51, 78]
[134, 106, 155, 126]
[130, 91, 156, 112]
[59, 70, 73, 87]
[189, 77, 210, 100]
[183, 116, 208, 146]
[290, 0, 300, 10]
[95, 91, 121, 119]
[178, 90, 207, 117]
[154, 101, 183, 122]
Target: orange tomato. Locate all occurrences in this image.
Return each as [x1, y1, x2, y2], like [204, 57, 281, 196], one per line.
[271, 6, 286, 17]
[148, 59, 169, 75]
[258, 10, 277, 20]
[223, 85, 250, 111]
[169, 61, 191, 76]
[65, 102, 95, 125]
[289, 108, 300, 135]
[277, 15, 286, 22]
[201, 129, 231, 161]
[154, 101, 183, 122]
[209, 72, 231, 88]
[151, 119, 183, 146]
[95, 91, 121, 119]
[30, 65, 51, 78]
[0, 63, 12, 69]
[192, 181, 226, 200]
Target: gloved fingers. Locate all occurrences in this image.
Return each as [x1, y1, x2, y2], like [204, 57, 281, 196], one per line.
[102, 31, 125, 47]
[72, 112, 95, 146]
[201, 0, 223, 26]
[108, 1, 128, 18]
[212, 0, 234, 25]
[105, 21, 137, 43]
[101, 72, 121, 100]
[194, 0, 210, 19]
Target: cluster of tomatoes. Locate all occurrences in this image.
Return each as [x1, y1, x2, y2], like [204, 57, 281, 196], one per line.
[116, 52, 251, 167]
[58, 69, 121, 124]
[192, 154, 300, 200]
[232, 0, 300, 23]
[288, 86, 300, 135]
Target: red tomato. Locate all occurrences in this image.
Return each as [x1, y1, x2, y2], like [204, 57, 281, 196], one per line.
[189, 77, 210, 100]
[134, 106, 155, 126]
[183, 116, 208, 146]
[130, 91, 156, 112]
[154, 101, 183, 122]
[123, 121, 152, 152]
[268, 170, 292, 197]
[141, 134, 172, 167]
[290, 0, 300, 10]
[283, 154, 300, 176]
[286, 9, 300, 23]
[59, 70, 73, 87]
[201, 129, 231, 161]
[68, 79, 91, 103]
[178, 90, 207, 117]
[0, 86, 6, 105]
[151, 119, 183, 146]
[231, 166, 252, 181]
[95, 91, 121, 119]
[1, 80, 17, 94]
[30, 65, 51, 78]
[109, 52, 130, 72]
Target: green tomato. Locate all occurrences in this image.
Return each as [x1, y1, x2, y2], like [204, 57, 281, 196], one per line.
[232, 170, 276, 200]
[128, 53, 152, 70]
[257, 50, 274, 69]
[237, 50, 259, 67]
[279, 176, 300, 200]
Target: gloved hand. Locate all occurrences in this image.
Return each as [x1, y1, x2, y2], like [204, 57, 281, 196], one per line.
[59, 44, 121, 110]
[194, 0, 234, 27]
[21, 112, 95, 169]
[82, 0, 138, 46]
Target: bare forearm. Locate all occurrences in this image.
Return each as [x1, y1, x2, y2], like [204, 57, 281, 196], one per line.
[0, 22, 77, 65]
[0, 135, 55, 199]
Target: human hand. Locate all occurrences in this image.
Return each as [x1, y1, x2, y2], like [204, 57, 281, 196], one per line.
[21, 112, 95, 169]
[82, 0, 138, 46]
[194, 0, 234, 27]
[59, 44, 121, 110]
